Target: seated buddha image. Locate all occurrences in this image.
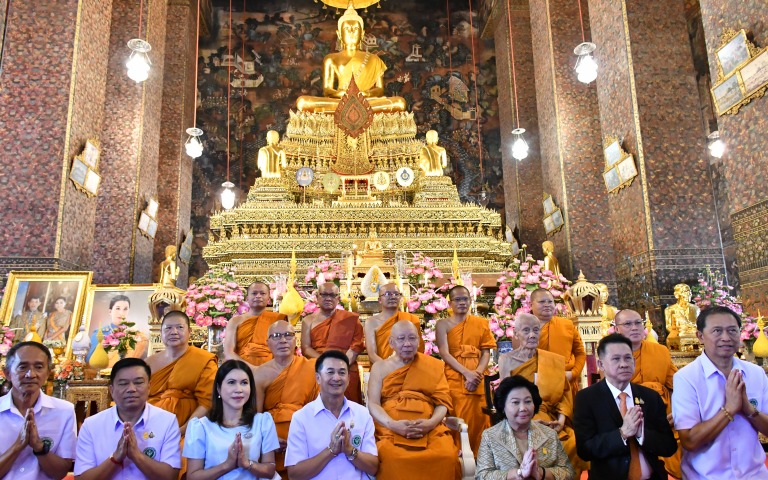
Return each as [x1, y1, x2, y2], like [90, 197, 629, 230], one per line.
[419, 130, 448, 176]
[296, 5, 406, 114]
[664, 283, 700, 338]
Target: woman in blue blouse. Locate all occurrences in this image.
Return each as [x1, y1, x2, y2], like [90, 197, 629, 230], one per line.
[184, 360, 280, 480]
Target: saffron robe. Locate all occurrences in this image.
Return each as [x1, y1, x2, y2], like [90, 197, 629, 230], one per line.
[235, 311, 288, 366]
[375, 311, 424, 360]
[375, 353, 458, 480]
[310, 310, 365, 403]
[510, 349, 589, 474]
[264, 356, 319, 478]
[539, 316, 587, 395]
[444, 314, 496, 453]
[633, 340, 681, 479]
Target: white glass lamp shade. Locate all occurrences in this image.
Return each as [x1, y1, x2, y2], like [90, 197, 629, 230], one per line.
[221, 181, 236, 210]
[511, 128, 529, 160]
[708, 131, 725, 159]
[574, 42, 597, 84]
[126, 39, 152, 83]
[185, 128, 204, 159]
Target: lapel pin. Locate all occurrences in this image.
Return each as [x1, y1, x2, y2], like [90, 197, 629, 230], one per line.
[634, 397, 644, 405]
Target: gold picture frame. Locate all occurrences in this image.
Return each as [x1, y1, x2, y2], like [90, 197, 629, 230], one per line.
[81, 284, 157, 368]
[602, 137, 638, 194]
[711, 28, 768, 116]
[0, 271, 93, 358]
[542, 193, 564, 236]
[81, 138, 101, 170]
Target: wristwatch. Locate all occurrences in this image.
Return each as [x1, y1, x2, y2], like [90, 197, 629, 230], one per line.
[517, 468, 523, 478]
[346, 447, 359, 461]
[33, 442, 50, 456]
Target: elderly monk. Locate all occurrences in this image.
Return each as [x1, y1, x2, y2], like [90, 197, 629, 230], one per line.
[532, 288, 586, 396]
[254, 320, 318, 479]
[224, 281, 288, 366]
[499, 313, 588, 476]
[436, 285, 496, 453]
[368, 320, 458, 480]
[364, 283, 424, 364]
[301, 282, 365, 403]
[614, 309, 681, 479]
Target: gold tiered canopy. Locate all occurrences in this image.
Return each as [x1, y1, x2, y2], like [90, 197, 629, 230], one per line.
[204, 6, 512, 283]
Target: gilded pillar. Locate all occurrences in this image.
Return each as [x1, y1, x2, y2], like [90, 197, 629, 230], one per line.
[153, 0, 198, 288]
[527, 0, 615, 287]
[0, 0, 112, 277]
[588, 0, 723, 304]
[698, 0, 768, 310]
[487, 0, 547, 260]
[92, 0, 168, 283]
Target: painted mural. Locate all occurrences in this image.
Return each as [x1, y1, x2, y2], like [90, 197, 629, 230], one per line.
[190, 0, 501, 278]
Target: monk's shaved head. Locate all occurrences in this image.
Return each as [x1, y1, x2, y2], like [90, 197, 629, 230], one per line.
[514, 313, 541, 349]
[614, 309, 639, 324]
[318, 282, 340, 295]
[390, 320, 418, 339]
[268, 319, 294, 335]
[514, 313, 540, 330]
[380, 283, 399, 294]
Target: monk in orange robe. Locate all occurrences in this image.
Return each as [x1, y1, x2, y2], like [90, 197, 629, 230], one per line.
[436, 285, 496, 453]
[532, 288, 586, 395]
[368, 320, 458, 480]
[301, 282, 365, 403]
[614, 309, 681, 478]
[146, 310, 218, 476]
[254, 320, 318, 479]
[500, 313, 588, 476]
[224, 281, 288, 366]
[364, 283, 424, 363]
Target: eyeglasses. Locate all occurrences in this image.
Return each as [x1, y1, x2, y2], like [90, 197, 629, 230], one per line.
[268, 332, 296, 340]
[617, 321, 644, 329]
[380, 292, 402, 298]
[318, 293, 339, 299]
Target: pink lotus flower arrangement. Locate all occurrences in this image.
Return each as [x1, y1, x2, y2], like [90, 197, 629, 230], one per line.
[489, 253, 570, 342]
[185, 266, 249, 327]
[421, 318, 440, 358]
[0, 325, 15, 357]
[405, 253, 444, 287]
[102, 322, 139, 357]
[407, 285, 450, 316]
[690, 266, 754, 339]
[305, 255, 344, 288]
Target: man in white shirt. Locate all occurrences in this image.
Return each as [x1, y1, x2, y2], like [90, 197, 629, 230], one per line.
[74, 357, 181, 480]
[285, 349, 378, 480]
[574, 334, 677, 480]
[0, 341, 76, 480]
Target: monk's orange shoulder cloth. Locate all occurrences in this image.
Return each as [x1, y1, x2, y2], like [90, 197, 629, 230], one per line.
[236, 311, 288, 366]
[310, 309, 364, 354]
[375, 311, 424, 359]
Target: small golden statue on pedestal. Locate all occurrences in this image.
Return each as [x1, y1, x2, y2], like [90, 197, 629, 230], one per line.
[159, 245, 180, 288]
[419, 130, 448, 177]
[149, 245, 186, 324]
[296, 4, 406, 114]
[257, 130, 287, 178]
[665, 283, 700, 351]
[542, 240, 561, 278]
[357, 230, 384, 269]
[596, 283, 618, 336]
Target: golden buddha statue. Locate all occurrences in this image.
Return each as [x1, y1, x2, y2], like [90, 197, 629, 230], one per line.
[542, 240, 561, 278]
[257, 130, 287, 178]
[295, 5, 406, 114]
[665, 283, 700, 339]
[419, 130, 448, 176]
[159, 245, 180, 287]
[596, 283, 618, 336]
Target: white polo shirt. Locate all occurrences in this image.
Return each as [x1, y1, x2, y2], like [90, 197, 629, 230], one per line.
[0, 391, 77, 480]
[74, 403, 181, 479]
[285, 395, 377, 480]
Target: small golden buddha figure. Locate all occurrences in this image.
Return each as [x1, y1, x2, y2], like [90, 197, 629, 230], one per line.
[159, 245, 180, 287]
[361, 230, 384, 260]
[664, 283, 700, 338]
[257, 130, 287, 178]
[596, 283, 618, 336]
[542, 240, 561, 278]
[295, 5, 406, 114]
[419, 130, 448, 176]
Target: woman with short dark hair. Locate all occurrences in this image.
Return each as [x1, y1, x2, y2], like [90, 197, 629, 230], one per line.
[183, 360, 279, 479]
[476, 375, 575, 480]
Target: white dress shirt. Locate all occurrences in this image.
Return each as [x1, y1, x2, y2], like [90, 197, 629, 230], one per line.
[605, 380, 652, 480]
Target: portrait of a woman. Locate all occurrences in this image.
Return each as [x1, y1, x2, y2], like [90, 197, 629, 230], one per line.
[476, 375, 574, 480]
[44, 297, 72, 342]
[86, 294, 149, 365]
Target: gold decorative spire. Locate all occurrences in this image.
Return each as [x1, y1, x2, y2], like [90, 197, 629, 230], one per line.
[452, 247, 461, 285]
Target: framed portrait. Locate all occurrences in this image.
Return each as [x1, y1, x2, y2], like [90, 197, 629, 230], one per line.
[542, 195, 556, 215]
[138, 211, 151, 233]
[603, 166, 621, 193]
[0, 271, 93, 357]
[551, 209, 564, 229]
[543, 215, 555, 234]
[146, 198, 159, 219]
[84, 169, 101, 196]
[604, 139, 623, 167]
[69, 157, 88, 187]
[147, 219, 158, 238]
[712, 74, 744, 115]
[716, 30, 750, 77]
[617, 155, 638, 182]
[82, 139, 101, 170]
[740, 49, 768, 94]
[179, 230, 194, 264]
[81, 284, 157, 368]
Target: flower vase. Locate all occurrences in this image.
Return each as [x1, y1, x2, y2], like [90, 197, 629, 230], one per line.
[52, 381, 67, 399]
[495, 340, 514, 363]
[207, 325, 225, 355]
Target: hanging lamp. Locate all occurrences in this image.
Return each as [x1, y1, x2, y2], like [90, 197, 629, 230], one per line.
[506, 0, 528, 160]
[573, 0, 597, 84]
[126, 0, 151, 83]
[185, 0, 205, 158]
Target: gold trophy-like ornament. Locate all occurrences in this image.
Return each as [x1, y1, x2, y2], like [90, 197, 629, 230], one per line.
[664, 283, 700, 352]
[149, 245, 186, 323]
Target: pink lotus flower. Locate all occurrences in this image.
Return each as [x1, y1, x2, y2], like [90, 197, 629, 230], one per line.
[425, 304, 437, 314]
[407, 300, 421, 312]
